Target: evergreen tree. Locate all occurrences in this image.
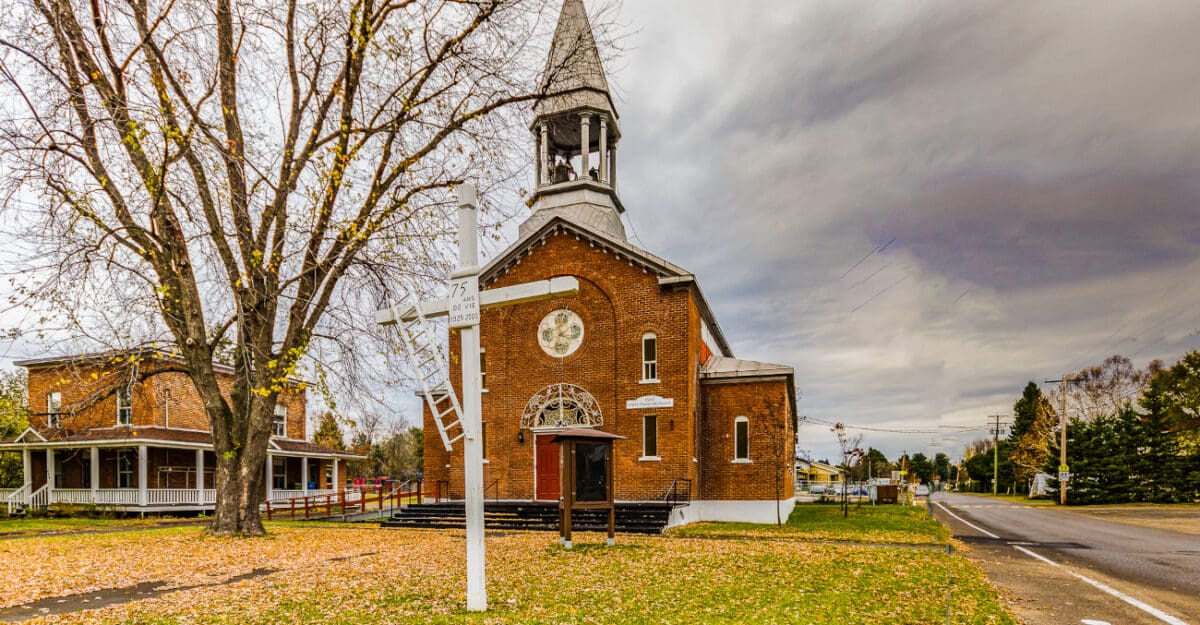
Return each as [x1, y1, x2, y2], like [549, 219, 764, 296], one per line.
[864, 448, 890, 479]
[311, 412, 347, 450]
[1010, 381, 1044, 442]
[909, 453, 934, 484]
[934, 453, 951, 482]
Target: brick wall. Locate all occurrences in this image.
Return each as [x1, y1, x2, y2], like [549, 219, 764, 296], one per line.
[699, 378, 795, 500]
[24, 359, 307, 439]
[426, 230, 704, 501]
[422, 227, 794, 504]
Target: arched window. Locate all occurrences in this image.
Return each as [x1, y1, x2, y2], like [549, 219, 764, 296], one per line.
[641, 333, 658, 381]
[734, 416, 750, 462]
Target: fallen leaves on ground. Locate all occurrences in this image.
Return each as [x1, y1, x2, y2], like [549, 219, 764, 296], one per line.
[0, 523, 1015, 624]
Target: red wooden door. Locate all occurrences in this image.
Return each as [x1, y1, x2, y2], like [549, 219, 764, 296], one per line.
[535, 435, 560, 501]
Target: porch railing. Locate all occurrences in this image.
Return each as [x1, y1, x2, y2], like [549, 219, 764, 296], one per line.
[5, 483, 31, 515]
[264, 481, 427, 521]
[29, 484, 50, 510]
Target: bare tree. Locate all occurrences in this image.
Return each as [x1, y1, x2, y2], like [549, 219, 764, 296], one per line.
[1057, 355, 1150, 422]
[831, 422, 863, 519]
[0, 0, 604, 535]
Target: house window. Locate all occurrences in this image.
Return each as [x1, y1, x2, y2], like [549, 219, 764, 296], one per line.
[273, 404, 287, 437]
[642, 414, 658, 458]
[481, 422, 488, 460]
[273, 456, 287, 490]
[47, 392, 62, 428]
[117, 450, 134, 488]
[734, 416, 750, 462]
[642, 333, 658, 381]
[117, 386, 133, 425]
[480, 349, 487, 390]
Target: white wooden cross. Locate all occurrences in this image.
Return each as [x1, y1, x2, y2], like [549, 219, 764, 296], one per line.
[376, 183, 578, 612]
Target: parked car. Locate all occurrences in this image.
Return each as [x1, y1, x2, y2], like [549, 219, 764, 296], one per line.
[914, 485, 930, 497]
[809, 484, 828, 495]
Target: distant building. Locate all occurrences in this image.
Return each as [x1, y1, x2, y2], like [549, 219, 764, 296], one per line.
[1, 351, 360, 513]
[422, 0, 798, 524]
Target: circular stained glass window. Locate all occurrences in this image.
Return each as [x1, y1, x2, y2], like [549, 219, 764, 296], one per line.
[538, 309, 584, 357]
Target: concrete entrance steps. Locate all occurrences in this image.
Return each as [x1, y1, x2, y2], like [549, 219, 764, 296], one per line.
[380, 501, 675, 534]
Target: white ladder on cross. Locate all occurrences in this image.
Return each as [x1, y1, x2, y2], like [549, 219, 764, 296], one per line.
[393, 297, 466, 450]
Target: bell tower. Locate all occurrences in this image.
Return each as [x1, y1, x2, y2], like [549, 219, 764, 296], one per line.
[521, 0, 626, 242]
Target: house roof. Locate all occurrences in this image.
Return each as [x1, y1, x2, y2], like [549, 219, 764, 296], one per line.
[0, 425, 361, 458]
[479, 216, 734, 357]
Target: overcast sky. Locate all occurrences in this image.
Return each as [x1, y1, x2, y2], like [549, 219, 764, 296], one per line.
[4, 1, 1199, 464]
[592, 0, 1200, 462]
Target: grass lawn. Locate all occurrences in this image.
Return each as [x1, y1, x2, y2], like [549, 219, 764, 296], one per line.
[0, 516, 195, 536]
[669, 502, 950, 545]
[0, 522, 1015, 624]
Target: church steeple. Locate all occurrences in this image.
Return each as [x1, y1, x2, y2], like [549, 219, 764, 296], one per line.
[522, 0, 626, 242]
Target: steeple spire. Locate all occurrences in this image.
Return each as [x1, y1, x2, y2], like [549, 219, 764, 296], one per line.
[535, 0, 618, 121]
[522, 0, 626, 242]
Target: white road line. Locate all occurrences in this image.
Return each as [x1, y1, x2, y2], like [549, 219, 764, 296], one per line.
[935, 501, 1000, 538]
[934, 502, 1192, 625]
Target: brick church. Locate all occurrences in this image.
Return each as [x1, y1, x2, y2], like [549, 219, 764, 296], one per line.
[422, 0, 797, 524]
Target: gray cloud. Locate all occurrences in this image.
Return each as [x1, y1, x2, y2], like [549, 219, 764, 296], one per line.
[606, 0, 1200, 460]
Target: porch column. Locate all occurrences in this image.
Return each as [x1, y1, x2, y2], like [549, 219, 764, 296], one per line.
[332, 458, 340, 491]
[195, 449, 205, 500]
[301, 458, 309, 495]
[89, 447, 99, 498]
[138, 445, 148, 506]
[22, 448, 31, 486]
[265, 453, 274, 501]
[45, 448, 54, 492]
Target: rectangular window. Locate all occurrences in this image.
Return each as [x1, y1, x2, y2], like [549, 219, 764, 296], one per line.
[273, 404, 287, 437]
[642, 334, 658, 381]
[273, 456, 287, 490]
[480, 349, 487, 390]
[642, 414, 658, 457]
[117, 450, 134, 488]
[47, 392, 62, 428]
[481, 422, 488, 460]
[735, 418, 749, 461]
[117, 386, 132, 425]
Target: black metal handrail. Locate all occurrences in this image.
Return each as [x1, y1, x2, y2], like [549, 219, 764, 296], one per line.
[663, 478, 692, 507]
[484, 478, 501, 502]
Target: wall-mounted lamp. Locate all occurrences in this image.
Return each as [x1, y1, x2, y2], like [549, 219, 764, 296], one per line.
[517, 430, 525, 444]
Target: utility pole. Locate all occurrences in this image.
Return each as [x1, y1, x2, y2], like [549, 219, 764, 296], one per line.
[992, 415, 1001, 496]
[1044, 375, 1076, 506]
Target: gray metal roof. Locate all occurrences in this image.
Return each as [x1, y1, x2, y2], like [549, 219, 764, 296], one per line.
[535, 0, 618, 121]
[701, 356, 795, 380]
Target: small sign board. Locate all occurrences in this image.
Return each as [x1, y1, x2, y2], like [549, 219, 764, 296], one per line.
[891, 471, 902, 481]
[625, 395, 675, 410]
[1058, 471, 1071, 483]
[448, 276, 480, 329]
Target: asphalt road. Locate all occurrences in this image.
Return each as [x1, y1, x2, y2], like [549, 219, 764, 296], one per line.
[933, 492, 1198, 625]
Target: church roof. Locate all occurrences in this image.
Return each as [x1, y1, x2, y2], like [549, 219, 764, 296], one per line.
[479, 215, 734, 357]
[701, 356, 794, 381]
[535, 0, 618, 121]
